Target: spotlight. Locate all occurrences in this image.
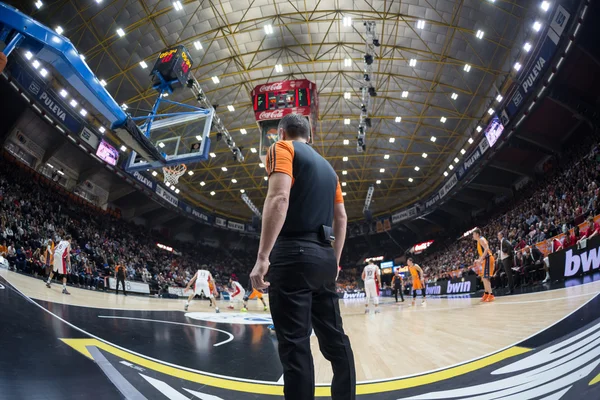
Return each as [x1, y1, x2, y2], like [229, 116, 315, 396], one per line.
[363, 74, 370, 82]
[368, 87, 377, 96]
[365, 118, 372, 128]
[364, 54, 374, 65]
[372, 38, 380, 47]
[360, 104, 367, 113]
[216, 132, 223, 142]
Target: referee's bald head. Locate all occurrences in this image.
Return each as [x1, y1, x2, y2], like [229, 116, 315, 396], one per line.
[278, 114, 310, 141]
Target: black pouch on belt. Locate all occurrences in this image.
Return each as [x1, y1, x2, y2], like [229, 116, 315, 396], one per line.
[319, 225, 335, 244]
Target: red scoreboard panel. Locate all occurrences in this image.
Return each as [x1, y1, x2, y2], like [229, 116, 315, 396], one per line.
[251, 80, 318, 162]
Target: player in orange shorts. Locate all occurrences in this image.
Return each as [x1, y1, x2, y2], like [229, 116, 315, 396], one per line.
[407, 258, 426, 306]
[242, 282, 268, 312]
[473, 228, 495, 302]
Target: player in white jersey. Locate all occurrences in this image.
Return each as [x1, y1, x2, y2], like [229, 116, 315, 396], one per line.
[362, 262, 381, 314]
[184, 265, 219, 312]
[45, 235, 71, 295]
[227, 277, 246, 310]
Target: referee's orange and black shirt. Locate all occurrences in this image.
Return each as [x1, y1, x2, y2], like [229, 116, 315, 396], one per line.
[266, 140, 343, 235]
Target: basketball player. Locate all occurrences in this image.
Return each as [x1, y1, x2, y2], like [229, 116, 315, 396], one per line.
[362, 261, 381, 314]
[45, 235, 71, 295]
[242, 282, 268, 312]
[184, 265, 219, 312]
[44, 237, 54, 275]
[228, 277, 245, 310]
[473, 228, 495, 302]
[407, 258, 426, 305]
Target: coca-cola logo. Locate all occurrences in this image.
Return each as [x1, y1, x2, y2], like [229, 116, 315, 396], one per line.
[259, 83, 284, 93]
[258, 109, 285, 120]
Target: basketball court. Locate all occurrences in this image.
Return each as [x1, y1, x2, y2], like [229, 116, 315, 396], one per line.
[2, 268, 600, 399]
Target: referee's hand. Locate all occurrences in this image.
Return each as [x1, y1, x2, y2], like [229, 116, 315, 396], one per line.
[250, 258, 270, 290]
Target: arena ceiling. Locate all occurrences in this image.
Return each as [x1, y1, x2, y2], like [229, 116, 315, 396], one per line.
[14, 0, 537, 220]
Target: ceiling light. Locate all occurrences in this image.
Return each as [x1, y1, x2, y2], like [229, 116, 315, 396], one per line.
[514, 62, 522, 71]
[121, 103, 128, 110]
[541, 1, 550, 11]
[343, 156, 348, 162]
[344, 118, 351, 125]
[430, 136, 437, 142]
[343, 16, 352, 27]
[468, 137, 474, 144]
[342, 170, 348, 175]
[533, 21, 542, 32]
[414, 166, 420, 171]
[408, 178, 414, 182]
[454, 157, 459, 163]
[464, 64, 471, 72]
[231, 179, 237, 183]
[240, 189, 245, 193]
[99, 127, 106, 134]
[387, 138, 395, 144]
[401, 91, 409, 98]
[210, 191, 216, 196]
[193, 41, 202, 50]
[275, 64, 283, 73]
[395, 116, 402, 123]
[460, 149, 466, 154]
[55, 26, 64, 35]
[152, 171, 158, 177]
[344, 92, 351, 100]
[422, 153, 428, 158]
[416, 20, 425, 29]
[187, 171, 194, 176]
[380, 168, 385, 173]
[264, 176, 268, 181]
[195, 135, 202, 141]
[409, 59, 417, 67]
[476, 30, 484, 39]
[444, 171, 448, 177]
[120, 145, 127, 152]
[343, 139, 349, 145]
[237, 129, 247, 135]
[209, 152, 216, 158]
[200, 181, 206, 186]
[99, 79, 107, 87]
[449, 164, 454, 170]
[476, 126, 482, 132]
[139, 61, 148, 69]
[488, 108, 495, 115]
[259, 163, 265, 168]
[342, 182, 347, 187]
[384, 154, 390, 160]
[46, 163, 54, 168]
[59, 89, 68, 98]
[95, 0, 102, 3]
[173, 1, 183, 11]
[451, 93, 458, 100]
[116, 28, 125, 37]
[35, 0, 43, 9]
[264, 24, 274, 34]
[70, 99, 78, 108]
[496, 94, 503, 102]
[440, 116, 447, 123]
[523, 42, 532, 52]
[211, 76, 220, 84]
[32, 60, 40, 69]
[342, 192, 347, 196]
[79, 109, 88, 117]
[158, 142, 165, 148]
[344, 58, 352, 67]
[56, 170, 64, 176]
[376, 180, 381, 184]
[227, 105, 235, 112]
[221, 167, 228, 172]
[175, 189, 180, 194]
[39, 68, 48, 77]
[250, 148, 257, 153]
[25, 51, 33, 60]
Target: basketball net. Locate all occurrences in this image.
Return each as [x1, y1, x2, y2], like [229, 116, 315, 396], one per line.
[162, 164, 187, 186]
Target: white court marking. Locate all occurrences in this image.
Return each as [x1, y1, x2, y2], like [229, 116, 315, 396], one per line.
[97, 315, 234, 347]
[184, 311, 273, 325]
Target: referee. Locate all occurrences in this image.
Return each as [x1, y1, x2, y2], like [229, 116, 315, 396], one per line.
[250, 114, 356, 400]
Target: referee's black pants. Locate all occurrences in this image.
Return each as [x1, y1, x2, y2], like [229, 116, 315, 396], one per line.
[268, 239, 356, 400]
[116, 274, 126, 295]
[394, 287, 404, 302]
[501, 257, 514, 291]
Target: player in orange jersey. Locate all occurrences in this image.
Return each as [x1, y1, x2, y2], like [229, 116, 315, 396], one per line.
[473, 228, 495, 302]
[407, 258, 426, 306]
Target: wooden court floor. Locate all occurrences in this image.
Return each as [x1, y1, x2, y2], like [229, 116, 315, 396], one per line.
[2, 267, 598, 385]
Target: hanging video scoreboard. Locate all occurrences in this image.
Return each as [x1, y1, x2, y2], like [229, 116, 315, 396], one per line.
[151, 45, 193, 87]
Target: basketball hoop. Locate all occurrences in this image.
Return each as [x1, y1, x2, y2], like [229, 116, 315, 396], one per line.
[162, 164, 187, 186]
